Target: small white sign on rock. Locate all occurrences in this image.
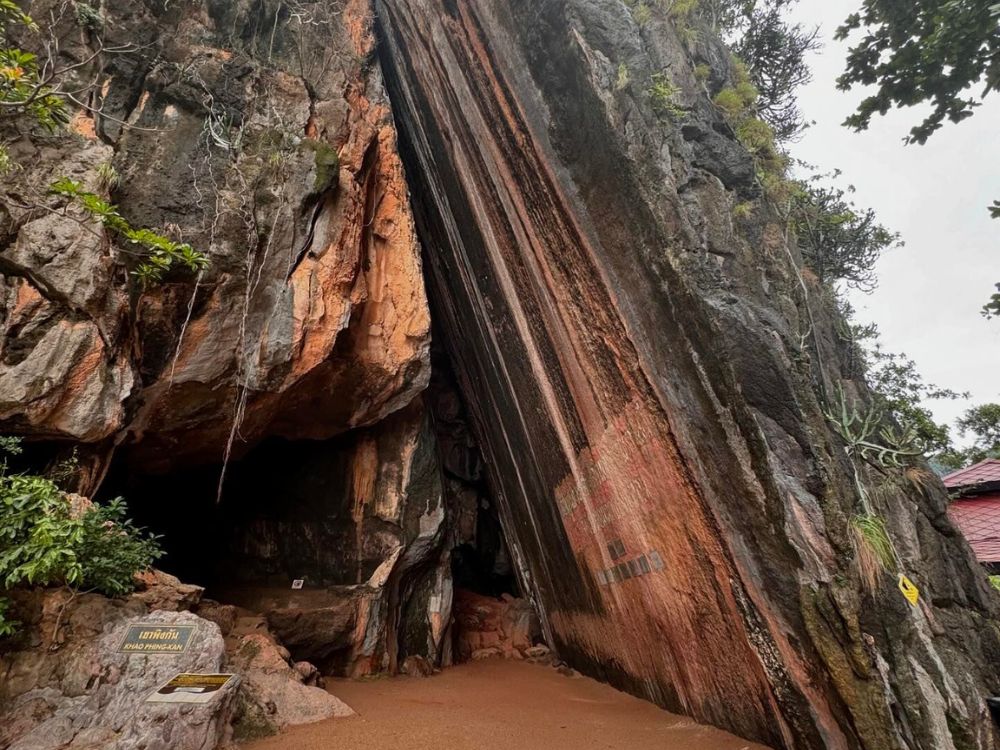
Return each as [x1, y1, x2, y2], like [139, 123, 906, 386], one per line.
[146, 673, 237, 704]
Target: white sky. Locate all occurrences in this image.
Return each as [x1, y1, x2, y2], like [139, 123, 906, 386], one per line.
[789, 2, 1000, 444]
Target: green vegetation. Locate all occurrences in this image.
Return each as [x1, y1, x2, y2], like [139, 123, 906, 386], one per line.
[862, 343, 962, 458]
[625, 0, 654, 27]
[303, 138, 340, 193]
[731, 201, 753, 219]
[0, 0, 70, 168]
[851, 513, 895, 588]
[96, 162, 120, 192]
[0, 438, 162, 637]
[49, 178, 208, 286]
[791, 180, 900, 292]
[835, 1, 1000, 314]
[3, 6, 207, 286]
[938, 404, 1000, 470]
[690, 0, 819, 141]
[837, 0, 1000, 145]
[647, 72, 685, 120]
[713, 58, 790, 202]
[615, 63, 630, 92]
[983, 284, 1000, 320]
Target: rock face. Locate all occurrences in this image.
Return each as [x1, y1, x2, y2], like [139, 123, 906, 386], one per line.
[0, 0, 429, 472]
[375, 2, 1000, 749]
[0, 585, 348, 749]
[1, 0, 449, 690]
[4, 1, 1000, 749]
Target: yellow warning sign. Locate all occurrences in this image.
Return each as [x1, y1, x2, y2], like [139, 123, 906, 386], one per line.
[898, 574, 919, 606]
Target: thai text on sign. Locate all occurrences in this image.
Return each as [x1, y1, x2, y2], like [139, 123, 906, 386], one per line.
[118, 623, 196, 654]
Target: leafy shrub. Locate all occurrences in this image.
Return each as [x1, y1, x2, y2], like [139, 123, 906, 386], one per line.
[0, 438, 162, 636]
[76, 498, 161, 596]
[664, 0, 699, 19]
[713, 57, 793, 201]
[303, 139, 340, 193]
[625, 0, 653, 27]
[49, 178, 208, 286]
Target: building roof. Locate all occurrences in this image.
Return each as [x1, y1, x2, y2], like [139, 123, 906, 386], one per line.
[942, 459, 1000, 490]
[948, 495, 1000, 563]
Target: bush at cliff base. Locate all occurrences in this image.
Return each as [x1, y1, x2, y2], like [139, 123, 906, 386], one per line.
[0, 438, 162, 636]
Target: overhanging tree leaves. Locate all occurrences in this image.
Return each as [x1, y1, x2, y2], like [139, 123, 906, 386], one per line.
[836, 0, 1000, 144]
[836, 0, 1000, 317]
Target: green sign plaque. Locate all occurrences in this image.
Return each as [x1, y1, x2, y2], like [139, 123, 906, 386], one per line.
[118, 623, 195, 654]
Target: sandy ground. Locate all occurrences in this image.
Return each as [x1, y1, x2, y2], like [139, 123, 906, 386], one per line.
[244, 659, 772, 750]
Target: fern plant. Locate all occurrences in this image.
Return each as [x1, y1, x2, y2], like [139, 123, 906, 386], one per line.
[648, 72, 686, 120]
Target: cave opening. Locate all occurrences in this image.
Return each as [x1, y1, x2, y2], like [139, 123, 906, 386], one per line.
[426, 344, 521, 602]
[93, 341, 525, 671]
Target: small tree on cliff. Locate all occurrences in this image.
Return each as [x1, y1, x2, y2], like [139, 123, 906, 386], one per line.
[0, 2, 207, 285]
[791, 179, 900, 292]
[696, 0, 819, 141]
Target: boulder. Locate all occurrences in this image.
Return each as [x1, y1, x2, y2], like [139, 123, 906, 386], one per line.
[132, 570, 204, 612]
[453, 590, 543, 663]
[5, 610, 237, 750]
[400, 655, 434, 677]
[227, 631, 352, 741]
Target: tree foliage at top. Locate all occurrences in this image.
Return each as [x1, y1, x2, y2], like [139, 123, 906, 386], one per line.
[792, 179, 900, 292]
[724, 0, 819, 141]
[939, 403, 1000, 470]
[836, 0, 1000, 144]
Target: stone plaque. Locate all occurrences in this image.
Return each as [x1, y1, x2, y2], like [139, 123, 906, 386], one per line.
[146, 673, 236, 704]
[118, 623, 196, 654]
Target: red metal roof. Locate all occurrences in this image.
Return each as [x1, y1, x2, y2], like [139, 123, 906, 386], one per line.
[942, 459, 1000, 489]
[948, 494, 1000, 563]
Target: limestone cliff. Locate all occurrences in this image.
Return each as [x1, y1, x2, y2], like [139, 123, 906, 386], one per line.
[2, 1, 1000, 749]
[1, 0, 429, 474]
[376, 2, 1000, 749]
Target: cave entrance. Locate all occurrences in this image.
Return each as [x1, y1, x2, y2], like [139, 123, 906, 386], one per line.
[424, 344, 542, 662]
[100, 431, 385, 605]
[96, 346, 531, 671]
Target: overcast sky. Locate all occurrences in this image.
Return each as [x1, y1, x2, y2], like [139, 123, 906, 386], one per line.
[788, 2, 1000, 445]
